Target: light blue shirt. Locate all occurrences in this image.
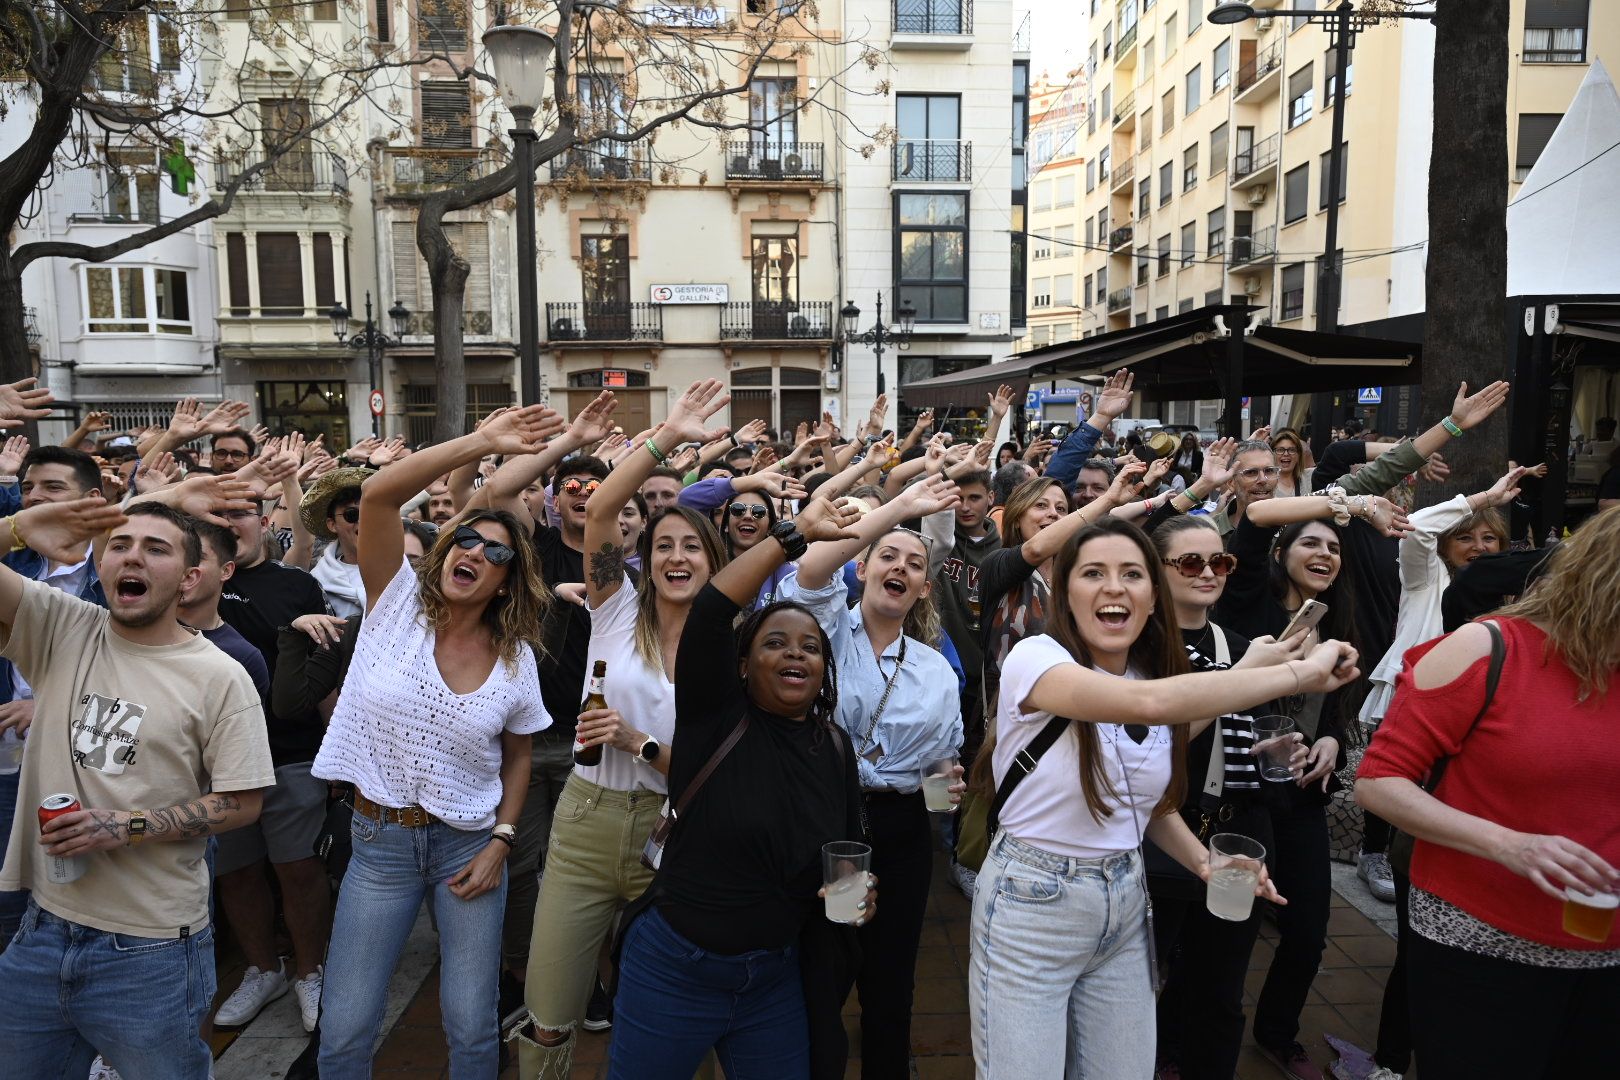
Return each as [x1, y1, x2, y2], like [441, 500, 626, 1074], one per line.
[782, 571, 963, 793]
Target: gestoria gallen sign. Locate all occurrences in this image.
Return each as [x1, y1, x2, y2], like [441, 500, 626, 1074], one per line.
[649, 284, 730, 305]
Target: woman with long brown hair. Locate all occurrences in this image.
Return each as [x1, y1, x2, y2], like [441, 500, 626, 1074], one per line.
[1269, 428, 1312, 497]
[1357, 506, 1620, 1079]
[969, 517, 1357, 1078]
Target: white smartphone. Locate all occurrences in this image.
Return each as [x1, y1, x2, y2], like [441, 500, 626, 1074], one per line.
[1280, 600, 1328, 641]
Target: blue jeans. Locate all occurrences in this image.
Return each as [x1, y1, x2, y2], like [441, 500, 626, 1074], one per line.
[969, 833, 1155, 1079]
[609, 906, 809, 1080]
[318, 815, 505, 1080]
[0, 900, 216, 1079]
[0, 768, 27, 947]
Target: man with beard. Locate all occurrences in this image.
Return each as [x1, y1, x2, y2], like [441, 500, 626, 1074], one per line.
[424, 480, 456, 526]
[0, 499, 272, 1079]
[639, 466, 685, 516]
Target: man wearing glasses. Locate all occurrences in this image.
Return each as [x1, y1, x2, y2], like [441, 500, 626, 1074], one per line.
[209, 428, 256, 473]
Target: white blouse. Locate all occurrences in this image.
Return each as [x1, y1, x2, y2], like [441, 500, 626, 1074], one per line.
[576, 583, 676, 795]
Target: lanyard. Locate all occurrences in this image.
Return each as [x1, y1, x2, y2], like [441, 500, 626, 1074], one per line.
[856, 628, 907, 760]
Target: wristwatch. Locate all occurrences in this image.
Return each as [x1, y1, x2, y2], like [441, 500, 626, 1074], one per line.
[769, 520, 807, 561]
[127, 810, 147, 846]
[491, 823, 517, 848]
[637, 735, 661, 764]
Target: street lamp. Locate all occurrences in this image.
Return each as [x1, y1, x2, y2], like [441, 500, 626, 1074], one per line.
[483, 23, 556, 407]
[330, 292, 409, 437]
[841, 294, 916, 400]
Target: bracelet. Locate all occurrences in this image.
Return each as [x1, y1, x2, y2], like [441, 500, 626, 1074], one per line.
[1323, 486, 1352, 527]
[6, 516, 25, 554]
[1141, 499, 1154, 514]
[644, 440, 667, 465]
[1442, 416, 1464, 438]
[1287, 662, 1302, 697]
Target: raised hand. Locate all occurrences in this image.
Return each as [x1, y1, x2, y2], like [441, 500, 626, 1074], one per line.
[247, 423, 271, 449]
[368, 434, 409, 467]
[1449, 381, 1511, 431]
[132, 451, 180, 494]
[160, 474, 259, 524]
[897, 472, 960, 517]
[1093, 369, 1135, 423]
[0, 435, 30, 477]
[794, 496, 864, 544]
[1022, 437, 1055, 462]
[735, 418, 769, 446]
[1418, 450, 1452, 486]
[298, 453, 338, 484]
[794, 420, 811, 446]
[292, 614, 349, 650]
[234, 446, 298, 497]
[663, 380, 732, 445]
[911, 408, 935, 436]
[1199, 437, 1238, 489]
[593, 431, 629, 463]
[751, 445, 777, 473]
[1103, 459, 1150, 505]
[1298, 640, 1360, 695]
[12, 496, 127, 563]
[0, 378, 54, 428]
[668, 446, 699, 474]
[1356, 495, 1413, 539]
[987, 385, 1015, 422]
[1247, 425, 1272, 444]
[346, 436, 382, 464]
[566, 390, 619, 446]
[735, 471, 807, 502]
[1480, 465, 1530, 508]
[482, 404, 564, 456]
[1143, 455, 1173, 489]
[867, 394, 889, 435]
[199, 400, 251, 436]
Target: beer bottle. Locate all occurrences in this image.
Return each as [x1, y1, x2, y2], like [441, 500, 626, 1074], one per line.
[574, 660, 608, 767]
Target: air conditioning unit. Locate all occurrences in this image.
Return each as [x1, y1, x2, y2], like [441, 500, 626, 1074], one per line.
[1247, 185, 1268, 207]
[782, 152, 804, 175]
[1256, 16, 1274, 31]
[1243, 276, 1262, 296]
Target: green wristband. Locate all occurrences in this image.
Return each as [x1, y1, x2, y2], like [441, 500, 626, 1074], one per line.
[645, 440, 667, 464]
[1441, 416, 1464, 438]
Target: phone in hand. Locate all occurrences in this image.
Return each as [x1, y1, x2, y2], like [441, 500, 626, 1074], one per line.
[1280, 599, 1328, 641]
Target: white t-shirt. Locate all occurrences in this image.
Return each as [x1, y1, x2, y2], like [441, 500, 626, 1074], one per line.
[313, 559, 551, 829]
[994, 634, 1174, 860]
[577, 583, 674, 795]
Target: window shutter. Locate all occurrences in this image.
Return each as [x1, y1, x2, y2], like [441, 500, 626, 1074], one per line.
[420, 80, 472, 149]
[393, 220, 424, 310]
[417, 0, 468, 50]
[375, 0, 391, 39]
[1289, 65, 1313, 102]
[1524, 0, 1589, 28]
[313, 233, 336, 310]
[226, 234, 250, 316]
[1516, 113, 1561, 172]
[256, 233, 304, 316]
[453, 222, 492, 315]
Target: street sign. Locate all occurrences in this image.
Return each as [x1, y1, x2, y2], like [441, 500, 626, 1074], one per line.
[602, 369, 629, 388]
[649, 284, 728, 305]
[369, 389, 385, 417]
[1357, 387, 1383, 405]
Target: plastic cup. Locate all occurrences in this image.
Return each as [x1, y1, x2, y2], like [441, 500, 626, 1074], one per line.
[920, 756, 958, 813]
[0, 730, 22, 776]
[1206, 833, 1266, 922]
[1251, 715, 1298, 783]
[1562, 888, 1619, 943]
[822, 841, 872, 924]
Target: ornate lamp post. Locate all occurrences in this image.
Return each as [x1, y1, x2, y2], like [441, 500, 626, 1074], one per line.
[840, 293, 917, 402]
[329, 293, 409, 436]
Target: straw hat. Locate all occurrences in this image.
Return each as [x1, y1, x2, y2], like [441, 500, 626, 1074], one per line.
[1143, 430, 1180, 461]
[299, 467, 375, 541]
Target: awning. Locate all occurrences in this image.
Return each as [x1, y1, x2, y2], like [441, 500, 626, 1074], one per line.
[900, 305, 1422, 408]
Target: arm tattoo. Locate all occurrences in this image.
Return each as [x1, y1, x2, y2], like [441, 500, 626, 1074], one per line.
[146, 797, 233, 840]
[87, 810, 127, 842]
[588, 542, 626, 591]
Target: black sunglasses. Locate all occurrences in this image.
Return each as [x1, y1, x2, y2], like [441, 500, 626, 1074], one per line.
[727, 504, 769, 520]
[452, 525, 516, 565]
[1163, 553, 1239, 578]
[338, 506, 359, 524]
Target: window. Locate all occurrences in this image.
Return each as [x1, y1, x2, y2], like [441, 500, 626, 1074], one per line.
[1097, 266, 1108, 296]
[1054, 174, 1075, 207]
[311, 0, 337, 18]
[1032, 179, 1050, 210]
[256, 233, 304, 316]
[1162, 88, 1175, 133]
[1086, 159, 1096, 193]
[1141, 108, 1152, 148]
[1139, 177, 1151, 217]
[1188, 0, 1201, 34]
[1204, 288, 1223, 306]
[103, 148, 159, 223]
[225, 234, 249, 316]
[1516, 113, 1561, 181]
[1055, 274, 1074, 306]
[1099, 146, 1111, 180]
[1281, 263, 1306, 320]
[260, 97, 316, 190]
[1084, 273, 1094, 307]
[1210, 122, 1228, 175]
[312, 234, 337, 311]
[1054, 224, 1073, 251]
[392, 220, 492, 329]
[1284, 163, 1310, 224]
[1207, 207, 1226, 257]
[750, 77, 799, 146]
[1157, 234, 1171, 277]
[750, 234, 798, 304]
[83, 266, 191, 334]
[1144, 36, 1154, 72]
[1288, 64, 1314, 129]
[420, 79, 473, 148]
[1136, 247, 1149, 286]
[1324, 47, 1353, 106]
[896, 192, 968, 322]
[260, 381, 350, 447]
[1525, 0, 1589, 63]
[1185, 64, 1201, 115]
[1158, 162, 1172, 205]
[1032, 234, 1050, 260]
[1098, 208, 1110, 240]
[1155, 305, 1170, 321]
[1085, 217, 1095, 248]
[1318, 145, 1348, 208]
[417, 0, 469, 51]
[1030, 325, 1050, 347]
[404, 383, 511, 446]
[1179, 297, 1195, 314]
[1180, 221, 1196, 266]
[1164, 13, 1176, 50]
[1183, 144, 1198, 191]
[375, 0, 390, 41]
[577, 73, 631, 162]
[1032, 277, 1051, 307]
[1291, 0, 1316, 32]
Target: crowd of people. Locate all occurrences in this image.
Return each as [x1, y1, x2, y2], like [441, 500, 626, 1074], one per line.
[0, 370, 1612, 1080]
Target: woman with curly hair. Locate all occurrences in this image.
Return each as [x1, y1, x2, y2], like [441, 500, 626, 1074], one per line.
[313, 406, 561, 1078]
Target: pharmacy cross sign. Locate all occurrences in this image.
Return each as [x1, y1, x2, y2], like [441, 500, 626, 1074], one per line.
[163, 141, 195, 195]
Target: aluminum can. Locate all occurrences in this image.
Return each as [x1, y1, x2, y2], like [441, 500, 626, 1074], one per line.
[39, 793, 86, 884]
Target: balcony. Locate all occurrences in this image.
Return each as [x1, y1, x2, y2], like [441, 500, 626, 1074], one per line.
[1106, 287, 1132, 313]
[1228, 226, 1277, 269]
[1231, 133, 1279, 190]
[719, 301, 835, 341]
[723, 142, 824, 182]
[1115, 22, 1138, 69]
[1109, 224, 1134, 253]
[892, 0, 973, 48]
[892, 139, 971, 183]
[1111, 89, 1135, 131]
[546, 302, 663, 343]
[214, 152, 350, 196]
[1235, 40, 1284, 102]
[383, 147, 507, 192]
[548, 141, 653, 183]
[1110, 152, 1135, 193]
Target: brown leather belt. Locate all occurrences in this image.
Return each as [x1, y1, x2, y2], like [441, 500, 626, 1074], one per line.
[350, 791, 438, 828]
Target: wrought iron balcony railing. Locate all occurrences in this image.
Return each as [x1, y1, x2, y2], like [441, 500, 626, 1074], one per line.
[719, 301, 834, 340]
[892, 139, 971, 182]
[723, 142, 824, 181]
[546, 302, 663, 342]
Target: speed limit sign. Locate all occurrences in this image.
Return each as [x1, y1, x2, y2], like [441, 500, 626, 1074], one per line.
[369, 389, 385, 417]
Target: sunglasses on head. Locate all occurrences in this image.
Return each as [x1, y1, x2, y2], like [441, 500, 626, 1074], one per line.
[1163, 552, 1239, 578]
[728, 503, 770, 520]
[561, 478, 601, 498]
[452, 525, 516, 565]
[338, 506, 360, 524]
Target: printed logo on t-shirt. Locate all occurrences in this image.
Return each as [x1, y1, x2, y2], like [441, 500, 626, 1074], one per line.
[72, 693, 148, 774]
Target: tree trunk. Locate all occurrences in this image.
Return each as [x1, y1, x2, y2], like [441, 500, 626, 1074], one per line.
[420, 208, 471, 447]
[1419, 0, 1512, 505]
[0, 252, 42, 442]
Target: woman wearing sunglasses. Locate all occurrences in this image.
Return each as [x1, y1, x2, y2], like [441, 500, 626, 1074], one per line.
[1147, 516, 1307, 1080]
[519, 384, 732, 1077]
[313, 406, 560, 1078]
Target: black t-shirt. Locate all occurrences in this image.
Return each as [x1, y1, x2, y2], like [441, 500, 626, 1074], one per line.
[533, 524, 588, 740]
[657, 584, 865, 955]
[219, 557, 328, 764]
[1441, 548, 1554, 633]
[1599, 466, 1620, 503]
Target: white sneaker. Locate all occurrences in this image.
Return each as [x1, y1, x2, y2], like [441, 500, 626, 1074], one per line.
[88, 1057, 121, 1080]
[214, 960, 291, 1026]
[1357, 851, 1397, 903]
[949, 861, 978, 899]
[1366, 1070, 1403, 1080]
[293, 965, 323, 1033]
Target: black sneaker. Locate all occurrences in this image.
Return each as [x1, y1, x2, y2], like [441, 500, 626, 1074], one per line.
[582, 979, 613, 1032]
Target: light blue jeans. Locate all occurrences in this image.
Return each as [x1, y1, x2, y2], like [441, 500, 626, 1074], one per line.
[969, 833, 1155, 1079]
[0, 900, 216, 1079]
[318, 814, 506, 1079]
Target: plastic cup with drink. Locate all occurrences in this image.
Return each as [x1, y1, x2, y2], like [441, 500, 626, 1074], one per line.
[1251, 715, 1299, 783]
[1205, 832, 1267, 922]
[1563, 888, 1618, 943]
[822, 841, 872, 924]
[920, 756, 958, 813]
[0, 729, 23, 776]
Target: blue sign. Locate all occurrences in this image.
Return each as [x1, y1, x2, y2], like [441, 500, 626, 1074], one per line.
[1357, 387, 1383, 405]
[1026, 387, 1084, 410]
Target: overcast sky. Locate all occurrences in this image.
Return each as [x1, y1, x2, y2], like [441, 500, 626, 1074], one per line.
[1024, 1, 1089, 84]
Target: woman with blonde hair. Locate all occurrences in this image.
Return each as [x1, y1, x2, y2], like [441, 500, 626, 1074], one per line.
[314, 406, 560, 1077]
[1269, 428, 1312, 498]
[1357, 505, 1620, 1078]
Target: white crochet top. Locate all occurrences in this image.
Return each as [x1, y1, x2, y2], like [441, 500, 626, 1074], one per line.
[313, 558, 551, 830]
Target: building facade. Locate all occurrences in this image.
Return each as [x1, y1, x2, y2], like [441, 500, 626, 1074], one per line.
[1021, 70, 1088, 352]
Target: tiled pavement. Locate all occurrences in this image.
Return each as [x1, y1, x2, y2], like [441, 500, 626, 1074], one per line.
[328, 853, 1406, 1080]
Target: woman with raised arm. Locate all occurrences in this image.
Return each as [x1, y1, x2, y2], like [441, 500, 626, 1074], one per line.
[313, 406, 561, 1079]
[780, 474, 966, 1080]
[970, 517, 1356, 1078]
[517, 383, 731, 1077]
[609, 482, 872, 1080]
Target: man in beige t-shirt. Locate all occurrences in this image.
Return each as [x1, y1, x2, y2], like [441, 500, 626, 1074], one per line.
[0, 499, 273, 1080]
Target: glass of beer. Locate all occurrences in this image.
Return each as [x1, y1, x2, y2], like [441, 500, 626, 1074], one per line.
[1562, 888, 1618, 943]
[920, 756, 958, 813]
[822, 841, 872, 924]
[1251, 716, 1299, 783]
[1206, 833, 1267, 922]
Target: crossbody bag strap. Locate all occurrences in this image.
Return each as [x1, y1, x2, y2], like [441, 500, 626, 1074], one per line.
[671, 714, 751, 822]
[986, 715, 1072, 835]
[1427, 619, 1506, 794]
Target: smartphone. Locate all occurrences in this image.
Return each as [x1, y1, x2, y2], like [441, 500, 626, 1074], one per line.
[1280, 600, 1328, 641]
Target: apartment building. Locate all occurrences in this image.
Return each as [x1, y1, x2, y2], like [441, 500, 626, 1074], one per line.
[1022, 70, 1088, 352]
